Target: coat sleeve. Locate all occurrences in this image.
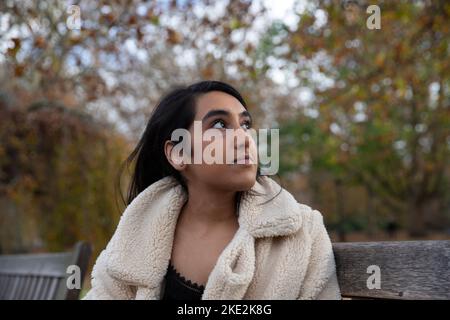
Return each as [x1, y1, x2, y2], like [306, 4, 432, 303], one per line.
[297, 209, 342, 300]
[82, 248, 136, 300]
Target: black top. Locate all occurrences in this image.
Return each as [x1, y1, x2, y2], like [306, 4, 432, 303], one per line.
[162, 260, 205, 300]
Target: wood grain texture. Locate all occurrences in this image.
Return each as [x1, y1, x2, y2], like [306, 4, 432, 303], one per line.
[333, 240, 450, 300]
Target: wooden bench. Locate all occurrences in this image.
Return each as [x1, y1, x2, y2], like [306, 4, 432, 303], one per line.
[1, 239, 448, 300]
[0, 241, 92, 300]
[333, 240, 450, 300]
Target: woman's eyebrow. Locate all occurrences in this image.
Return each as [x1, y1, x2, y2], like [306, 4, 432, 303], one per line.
[240, 110, 252, 121]
[202, 109, 229, 122]
[202, 109, 252, 122]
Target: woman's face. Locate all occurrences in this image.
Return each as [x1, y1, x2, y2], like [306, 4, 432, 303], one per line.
[182, 91, 258, 192]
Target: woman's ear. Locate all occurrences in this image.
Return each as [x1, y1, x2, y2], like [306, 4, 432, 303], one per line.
[164, 140, 186, 171]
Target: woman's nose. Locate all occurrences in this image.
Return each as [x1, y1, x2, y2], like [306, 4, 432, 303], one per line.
[233, 127, 250, 151]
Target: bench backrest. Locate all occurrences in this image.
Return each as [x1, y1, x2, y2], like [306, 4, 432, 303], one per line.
[332, 240, 450, 299]
[2, 240, 448, 299]
[0, 241, 91, 300]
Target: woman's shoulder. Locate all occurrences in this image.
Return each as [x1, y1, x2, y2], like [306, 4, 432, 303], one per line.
[256, 175, 329, 238]
[297, 203, 327, 238]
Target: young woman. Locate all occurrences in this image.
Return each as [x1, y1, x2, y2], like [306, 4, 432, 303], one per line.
[83, 80, 341, 300]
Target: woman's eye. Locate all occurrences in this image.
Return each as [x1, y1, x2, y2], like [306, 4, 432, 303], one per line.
[242, 121, 251, 130]
[212, 120, 226, 129]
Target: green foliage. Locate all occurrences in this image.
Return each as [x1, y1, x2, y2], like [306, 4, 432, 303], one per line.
[279, 0, 450, 235]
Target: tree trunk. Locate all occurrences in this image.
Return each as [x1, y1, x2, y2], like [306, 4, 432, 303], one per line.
[366, 187, 376, 238]
[407, 199, 428, 237]
[335, 178, 346, 242]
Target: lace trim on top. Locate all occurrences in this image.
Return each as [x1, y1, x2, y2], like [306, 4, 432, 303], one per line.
[167, 261, 206, 292]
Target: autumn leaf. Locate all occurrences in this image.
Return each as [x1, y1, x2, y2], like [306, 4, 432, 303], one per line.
[7, 38, 21, 58]
[34, 36, 46, 49]
[167, 28, 182, 44]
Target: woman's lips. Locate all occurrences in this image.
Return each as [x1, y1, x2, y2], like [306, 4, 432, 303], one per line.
[233, 155, 254, 164]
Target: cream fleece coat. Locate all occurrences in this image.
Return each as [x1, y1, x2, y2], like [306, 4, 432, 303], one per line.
[83, 176, 341, 300]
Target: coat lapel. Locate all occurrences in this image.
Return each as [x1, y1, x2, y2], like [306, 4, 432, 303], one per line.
[104, 175, 304, 299]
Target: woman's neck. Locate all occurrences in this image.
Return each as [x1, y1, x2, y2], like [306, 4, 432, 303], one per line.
[180, 183, 237, 226]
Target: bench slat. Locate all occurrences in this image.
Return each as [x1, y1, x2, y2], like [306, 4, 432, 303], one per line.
[2, 276, 13, 299]
[31, 276, 44, 300]
[23, 275, 35, 300]
[16, 276, 27, 299]
[333, 240, 450, 299]
[0, 242, 92, 300]
[46, 278, 60, 300]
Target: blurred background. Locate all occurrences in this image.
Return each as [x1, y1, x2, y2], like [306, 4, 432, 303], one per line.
[1, 0, 450, 292]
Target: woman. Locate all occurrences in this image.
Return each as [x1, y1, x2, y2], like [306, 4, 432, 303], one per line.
[83, 80, 341, 300]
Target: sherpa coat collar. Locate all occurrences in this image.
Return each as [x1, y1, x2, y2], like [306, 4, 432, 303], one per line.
[84, 176, 341, 300]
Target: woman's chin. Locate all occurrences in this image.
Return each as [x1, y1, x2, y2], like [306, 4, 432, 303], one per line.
[230, 174, 257, 192]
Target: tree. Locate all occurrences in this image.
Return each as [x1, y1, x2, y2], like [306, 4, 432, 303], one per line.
[280, 0, 450, 236]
